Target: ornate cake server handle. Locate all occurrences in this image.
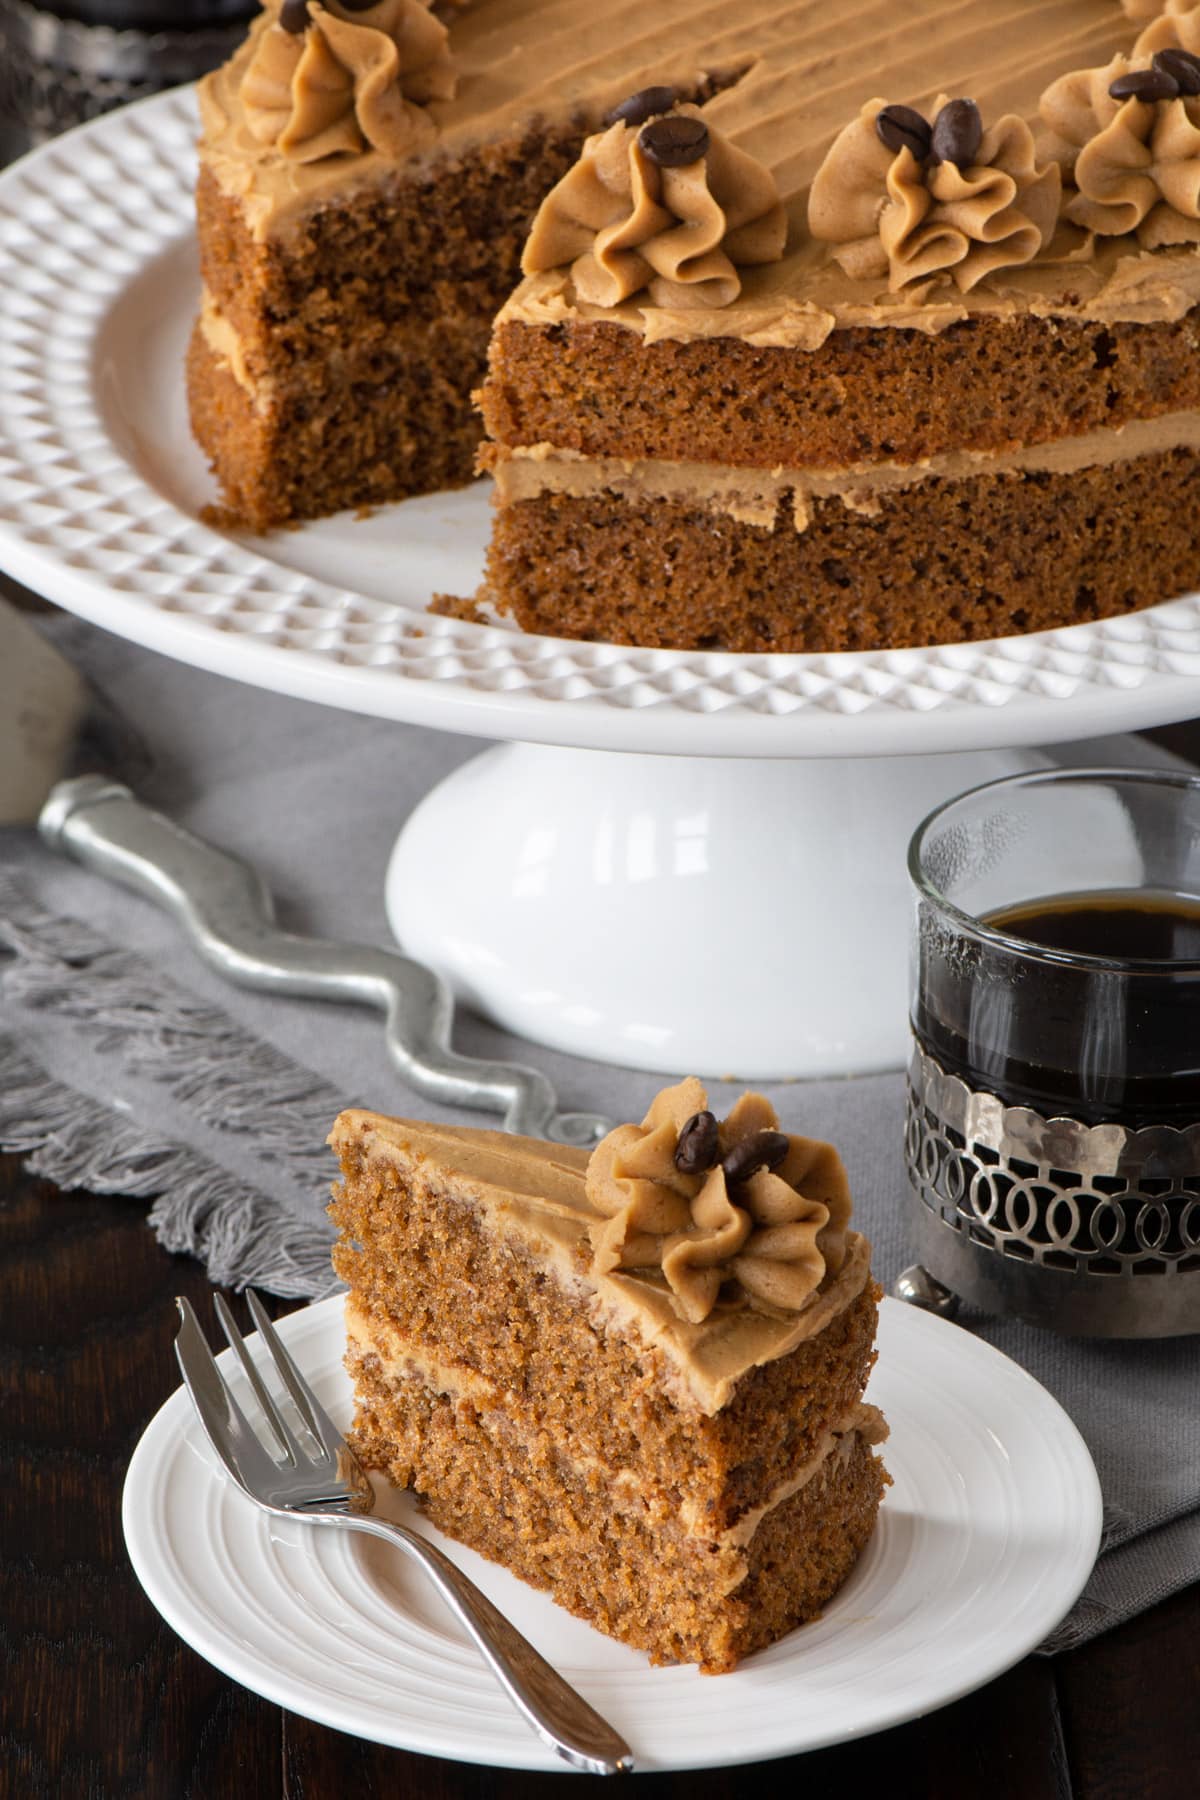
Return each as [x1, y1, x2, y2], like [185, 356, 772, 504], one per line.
[39, 775, 609, 1146]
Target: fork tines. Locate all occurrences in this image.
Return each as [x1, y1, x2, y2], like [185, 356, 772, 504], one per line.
[173, 1291, 357, 1509]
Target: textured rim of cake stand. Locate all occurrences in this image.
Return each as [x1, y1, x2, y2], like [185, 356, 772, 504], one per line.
[3, 87, 1200, 759]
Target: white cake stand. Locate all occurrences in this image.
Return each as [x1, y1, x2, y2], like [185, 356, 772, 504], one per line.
[3, 90, 1200, 1077]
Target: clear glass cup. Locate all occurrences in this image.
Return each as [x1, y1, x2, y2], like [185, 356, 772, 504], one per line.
[904, 766, 1200, 1336]
[0, 0, 255, 151]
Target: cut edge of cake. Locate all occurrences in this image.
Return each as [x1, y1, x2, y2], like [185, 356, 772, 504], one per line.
[186, 2, 1200, 651]
[328, 1082, 890, 1673]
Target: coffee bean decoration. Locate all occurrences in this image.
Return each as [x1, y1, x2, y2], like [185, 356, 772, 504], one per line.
[608, 86, 677, 130]
[639, 114, 709, 168]
[1110, 67, 1180, 104]
[722, 1129, 791, 1186]
[674, 1110, 720, 1176]
[1153, 49, 1200, 98]
[875, 103, 932, 162]
[930, 97, 983, 170]
[280, 0, 309, 31]
[337, 0, 383, 11]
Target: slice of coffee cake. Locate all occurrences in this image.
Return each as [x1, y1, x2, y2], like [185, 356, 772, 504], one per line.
[329, 1079, 888, 1673]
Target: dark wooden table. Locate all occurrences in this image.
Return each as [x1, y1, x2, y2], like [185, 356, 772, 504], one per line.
[3, 1154, 1198, 1800]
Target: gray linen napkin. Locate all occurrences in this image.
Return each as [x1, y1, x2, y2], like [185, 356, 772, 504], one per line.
[1, 608, 1197, 1654]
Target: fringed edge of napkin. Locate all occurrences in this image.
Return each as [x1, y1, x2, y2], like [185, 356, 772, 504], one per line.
[0, 1034, 339, 1298]
[0, 873, 343, 1299]
[0, 871, 341, 1158]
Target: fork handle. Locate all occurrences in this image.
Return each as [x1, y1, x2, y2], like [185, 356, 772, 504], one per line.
[38, 775, 608, 1146]
[319, 1511, 633, 1776]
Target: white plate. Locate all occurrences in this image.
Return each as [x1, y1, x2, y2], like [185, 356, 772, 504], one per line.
[3, 90, 1200, 758]
[122, 1294, 1102, 1773]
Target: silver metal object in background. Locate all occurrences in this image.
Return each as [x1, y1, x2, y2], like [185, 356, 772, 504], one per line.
[904, 1046, 1200, 1337]
[1, 601, 609, 1145]
[892, 1261, 959, 1320]
[0, 0, 250, 149]
[41, 776, 609, 1144]
[174, 1291, 635, 1777]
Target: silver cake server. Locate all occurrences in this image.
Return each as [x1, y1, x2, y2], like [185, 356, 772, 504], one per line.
[0, 598, 609, 1146]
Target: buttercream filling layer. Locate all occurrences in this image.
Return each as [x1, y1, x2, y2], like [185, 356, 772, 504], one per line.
[491, 409, 1200, 531]
[199, 290, 264, 399]
[345, 1298, 886, 1553]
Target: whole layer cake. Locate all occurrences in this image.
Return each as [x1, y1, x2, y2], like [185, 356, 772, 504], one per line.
[193, 1, 1200, 650]
[329, 1078, 888, 1672]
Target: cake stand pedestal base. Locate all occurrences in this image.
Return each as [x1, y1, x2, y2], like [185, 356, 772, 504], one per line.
[386, 740, 1068, 1079]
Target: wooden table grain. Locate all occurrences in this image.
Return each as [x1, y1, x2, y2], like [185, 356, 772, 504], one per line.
[3, 1153, 1198, 1800]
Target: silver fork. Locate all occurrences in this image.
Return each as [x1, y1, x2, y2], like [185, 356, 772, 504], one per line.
[174, 1291, 634, 1777]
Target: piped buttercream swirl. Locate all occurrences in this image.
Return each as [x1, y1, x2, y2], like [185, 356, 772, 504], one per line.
[1134, 2, 1200, 53]
[520, 103, 787, 310]
[809, 95, 1060, 293]
[585, 1078, 851, 1324]
[239, 0, 454, 164]
[1041, 54, 1200, 247]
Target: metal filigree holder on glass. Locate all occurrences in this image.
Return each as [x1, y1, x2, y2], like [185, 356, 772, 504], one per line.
[898, 766, 1200, 1339]
[904, 1046, 1200, 1337]
[0, 0, 250, 149]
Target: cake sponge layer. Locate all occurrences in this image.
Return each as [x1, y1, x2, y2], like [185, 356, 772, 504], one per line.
[347, 1324, 890, 1674]
[329, 1134, 879, 1536]
[481, 314, 1200, 472]
[187, 321, 487, 530]
[191, 119, 584, 525]
[482, 446, 1200, 652]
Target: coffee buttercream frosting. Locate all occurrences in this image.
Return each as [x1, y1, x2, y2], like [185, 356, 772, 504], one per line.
[585, 1078, 851, 1324]
[1134, 2, 1200, 50]
[331, 1104, 871, 1413]
[238, 0, 454, 163]
[521, 102, 787, 310]
[809, 97, 1061, 293]
[201, 3, 1200, 333]
[1042, 53, 1200, 245]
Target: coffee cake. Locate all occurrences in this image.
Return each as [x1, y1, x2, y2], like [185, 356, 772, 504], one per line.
[329, 1079, 888, 1673]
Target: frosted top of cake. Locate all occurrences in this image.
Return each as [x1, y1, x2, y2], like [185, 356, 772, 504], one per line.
[329, 1097, 873, 1414]
[203, 1, 1200, 344]
[584, 1076, 853, 1325]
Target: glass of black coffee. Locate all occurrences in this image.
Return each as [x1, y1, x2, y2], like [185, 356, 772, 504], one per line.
[905, 766, 1200, 1337]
